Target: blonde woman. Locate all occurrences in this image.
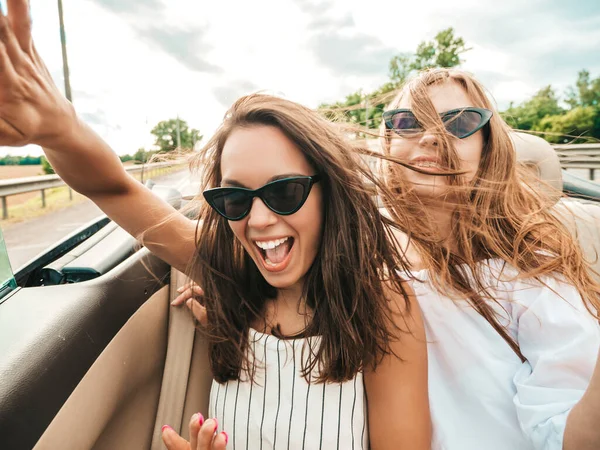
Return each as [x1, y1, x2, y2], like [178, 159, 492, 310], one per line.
[379, 68, 600, 450]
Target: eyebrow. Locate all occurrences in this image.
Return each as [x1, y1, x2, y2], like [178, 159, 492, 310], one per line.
[221, 172, 309, 188]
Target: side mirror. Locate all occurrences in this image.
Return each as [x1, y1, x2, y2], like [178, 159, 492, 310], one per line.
[0, 226, 17, 301]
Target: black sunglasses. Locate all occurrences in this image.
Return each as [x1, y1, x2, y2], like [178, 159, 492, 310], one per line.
[203, 175, 321, 221]
[383, 107, 493, 139]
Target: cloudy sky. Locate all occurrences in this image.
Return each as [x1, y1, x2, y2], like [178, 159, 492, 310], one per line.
[2, 0, 599, 156]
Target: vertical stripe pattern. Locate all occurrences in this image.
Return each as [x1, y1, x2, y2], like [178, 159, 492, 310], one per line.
[207, 328, 368, 450]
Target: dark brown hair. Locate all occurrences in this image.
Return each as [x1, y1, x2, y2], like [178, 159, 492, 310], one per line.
[188, 94, 412, 383]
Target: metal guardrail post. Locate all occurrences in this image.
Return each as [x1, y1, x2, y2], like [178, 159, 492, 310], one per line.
[41, 189, 46, 208]
[1, 197, 7, 220]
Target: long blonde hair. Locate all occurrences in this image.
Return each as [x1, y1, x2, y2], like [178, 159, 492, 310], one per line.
[382, 68, 600, 359]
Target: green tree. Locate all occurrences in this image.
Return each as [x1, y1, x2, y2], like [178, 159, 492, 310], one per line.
[537, 106, 598, 143]
[133, 148, 150, 164]
[500, 71, 600, 143]
[388, 54, 412, 86]
[2, 155, 19, 165]
[41, 156, 55, 175]
[21, 155, 42, 165]
[151, 118, 202, 153]
[502, 86, 564, 130]
[119, 154, 134, 163]
[319, 27, 470, 131]
[0, 155, 42, 165]
[566, 70, 600, 108]
[410, 28, 470, 71]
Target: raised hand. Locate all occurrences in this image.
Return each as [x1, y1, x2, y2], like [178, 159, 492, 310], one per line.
[0, 1, 200, 276]
[0, 0, 78, 149]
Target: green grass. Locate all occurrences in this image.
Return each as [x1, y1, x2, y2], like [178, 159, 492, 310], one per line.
[1, 186, 86, 225]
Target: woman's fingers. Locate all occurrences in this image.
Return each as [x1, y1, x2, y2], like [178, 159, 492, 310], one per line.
[162, 425, 192, 450]
[0, 2, 27, 68]
[0, 2, 75, 149]
[171, 282, 207, 325]
[172, 284, 204, 306]
[31, 42, 56, 84]
[213, 432, 228, 449]
[6, 0, 32, 52]
[176, 283, 204, 296]
[0, 9, 20, 82]
[0, 9, 26, 150]
[189, 413, 204, 450]
[186, 299, 207, 326]
[171, 287, 191, 306]
[197, 418, 222, 450]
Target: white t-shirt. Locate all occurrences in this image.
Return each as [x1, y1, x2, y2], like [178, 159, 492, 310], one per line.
[410, 259, 600, 450]
[208, 329, 369, 450]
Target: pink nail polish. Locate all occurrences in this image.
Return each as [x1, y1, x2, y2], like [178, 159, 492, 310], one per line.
[161, 425, 173, 433]
[198, 413, 204, 426]
[213, 418, 219, 432]
[222, 431, 229, 444]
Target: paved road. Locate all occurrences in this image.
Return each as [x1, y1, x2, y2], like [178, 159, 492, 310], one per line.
[4, 200, 104, 270]
[2, 169, 191, 271]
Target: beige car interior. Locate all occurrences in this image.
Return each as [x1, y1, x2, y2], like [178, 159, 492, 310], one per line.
[512, 132, 600, 279]
[33, 268, 212, 450]
[30, 132, 600, 449]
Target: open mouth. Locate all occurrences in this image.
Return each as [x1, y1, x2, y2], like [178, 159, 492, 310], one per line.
[253, 236, 295, 272]
[407, 160, 448, 175]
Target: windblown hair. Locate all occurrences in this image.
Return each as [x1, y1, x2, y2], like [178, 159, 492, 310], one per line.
[381, 68, 600, 359]
[188, 94, 412, 383]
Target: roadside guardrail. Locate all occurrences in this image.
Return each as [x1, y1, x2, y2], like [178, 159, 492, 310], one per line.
[0, 162, 184, 220]
[553, 144, 600, 181]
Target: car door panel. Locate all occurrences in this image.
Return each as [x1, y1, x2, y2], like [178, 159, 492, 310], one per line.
[34, 285, 169, 450]
[0, 247, 169, 450]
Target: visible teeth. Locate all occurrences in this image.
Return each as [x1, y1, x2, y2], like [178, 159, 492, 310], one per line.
[255, 237, 289, 250]
[413, 161, 441, 168]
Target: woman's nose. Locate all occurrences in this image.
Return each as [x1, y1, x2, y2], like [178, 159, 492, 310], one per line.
[418, 130, 439, 147]
[246, 197, 278, 229]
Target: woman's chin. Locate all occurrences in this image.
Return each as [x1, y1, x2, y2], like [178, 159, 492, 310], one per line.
[408, 181, 451, 200]
[260, 270, 301, 289]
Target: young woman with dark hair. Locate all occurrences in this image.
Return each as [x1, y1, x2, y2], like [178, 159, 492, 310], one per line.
[0, 4, 431, 449]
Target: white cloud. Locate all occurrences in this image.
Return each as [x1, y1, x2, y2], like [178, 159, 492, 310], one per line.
[0, 0, 598, 158]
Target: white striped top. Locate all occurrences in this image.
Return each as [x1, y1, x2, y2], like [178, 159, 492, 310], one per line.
[208, 329, 369, 450]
